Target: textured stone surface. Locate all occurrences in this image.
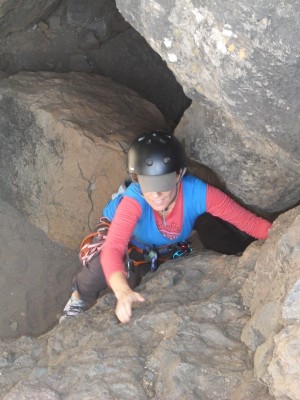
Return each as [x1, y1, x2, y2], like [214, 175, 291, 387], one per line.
[0, 199, 79, 339]
[116, 0, 300, 212]
[268, 325, 300, 400]
[0, 247, 273, 400]
[177, 101, 300, 213]
[0, 0, 59, 37]
[0, 1, 298, 399]
[2, 205, 298, 399]
[0, 0, 190, 123]
[94, 27, 190, 124]
[0, 71, 167, 249]
[241, 205, 300, 399]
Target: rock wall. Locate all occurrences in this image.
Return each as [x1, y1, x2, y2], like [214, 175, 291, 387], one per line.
[116, 0, 300, 213]
[0, 199, 79, 339]
[0, 71, 168, 249]
[0, 1, 299, 399]
[0, 0, 59, 37]
[0, 0, 191, 123]
[241, 205, 300, 399]
[1, 206, 299, 399]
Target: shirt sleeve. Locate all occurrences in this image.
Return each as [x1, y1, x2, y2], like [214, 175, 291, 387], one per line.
[206, 185, 272, 239]
[100, 196, 142, 284]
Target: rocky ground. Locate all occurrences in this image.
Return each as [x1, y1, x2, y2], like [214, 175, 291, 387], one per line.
[1, 205, 299, 399]
[0, 246, 273, 400]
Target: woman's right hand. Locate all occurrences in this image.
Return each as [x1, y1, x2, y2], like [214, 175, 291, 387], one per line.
[109, 271, 145, 323]
[115, 287, 145, 323]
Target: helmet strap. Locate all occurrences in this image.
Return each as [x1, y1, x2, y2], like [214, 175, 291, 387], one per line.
[178, 167, 187, 181]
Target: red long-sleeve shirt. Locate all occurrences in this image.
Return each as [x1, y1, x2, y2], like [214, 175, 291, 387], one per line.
[100, 184, 272, 282]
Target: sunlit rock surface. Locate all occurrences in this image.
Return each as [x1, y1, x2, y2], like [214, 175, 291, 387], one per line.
[241, 205, 300, 399]
[116, 0, 300, 213]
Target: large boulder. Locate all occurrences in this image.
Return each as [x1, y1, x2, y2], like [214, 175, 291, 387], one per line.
[116, 0, 300, 213]
[241, 205, 300, 399]
[0, 71, 167, 249]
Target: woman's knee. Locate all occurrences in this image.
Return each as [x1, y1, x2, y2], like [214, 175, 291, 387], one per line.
[74, 255, 108, 303]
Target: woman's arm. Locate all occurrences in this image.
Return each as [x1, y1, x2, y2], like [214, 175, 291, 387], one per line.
[109, 271, 145, 323]
[100, 196, 145, 322]
[100, 196, 142, 281]
[206, 185, 272, 239]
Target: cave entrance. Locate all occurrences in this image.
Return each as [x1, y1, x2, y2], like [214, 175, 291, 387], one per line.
[0, 0, 191, 124]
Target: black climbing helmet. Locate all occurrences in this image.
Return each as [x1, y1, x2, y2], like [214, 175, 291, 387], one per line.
[127, 130, 187, 176]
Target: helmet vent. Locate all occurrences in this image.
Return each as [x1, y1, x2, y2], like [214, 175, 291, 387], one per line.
[138, 136, 145, 142]
[146, 159, 153, 166]
[146, 139, 152, 145]
[159, 138, 167, 144]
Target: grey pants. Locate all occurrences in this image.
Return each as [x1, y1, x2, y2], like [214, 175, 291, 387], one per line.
[72, 253, 151, 305]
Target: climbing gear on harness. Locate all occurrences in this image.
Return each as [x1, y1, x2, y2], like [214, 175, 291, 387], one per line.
[147, 248, 159, 271]
[147, 241, 192, 270]
[125, 247, 134, 279]
[79, 217, 111, 266]
[78, 211, 192, 277]
[126, 240, 193, 275]
[172, 241, 193, 259]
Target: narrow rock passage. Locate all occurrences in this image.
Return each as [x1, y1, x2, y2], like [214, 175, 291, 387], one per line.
[0, 248, 274, 400]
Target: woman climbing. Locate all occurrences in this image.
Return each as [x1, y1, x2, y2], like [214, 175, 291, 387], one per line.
[60, 130, 272, 323]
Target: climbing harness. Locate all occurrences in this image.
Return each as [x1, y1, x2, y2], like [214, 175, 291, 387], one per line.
[125, 240, 193, 277]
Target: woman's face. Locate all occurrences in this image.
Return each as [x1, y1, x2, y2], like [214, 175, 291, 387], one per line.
[142, 186, 177, 211]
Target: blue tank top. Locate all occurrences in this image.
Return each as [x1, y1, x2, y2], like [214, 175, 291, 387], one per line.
[103, 174, 207, 248]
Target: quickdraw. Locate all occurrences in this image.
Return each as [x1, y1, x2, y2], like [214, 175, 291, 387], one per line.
[147, 248, 159, 272]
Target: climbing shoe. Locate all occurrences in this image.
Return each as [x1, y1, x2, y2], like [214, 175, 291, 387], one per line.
[59, 293, 85, 323]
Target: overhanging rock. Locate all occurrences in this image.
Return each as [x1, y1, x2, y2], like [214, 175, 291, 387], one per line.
[116, 0, 300, 213]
